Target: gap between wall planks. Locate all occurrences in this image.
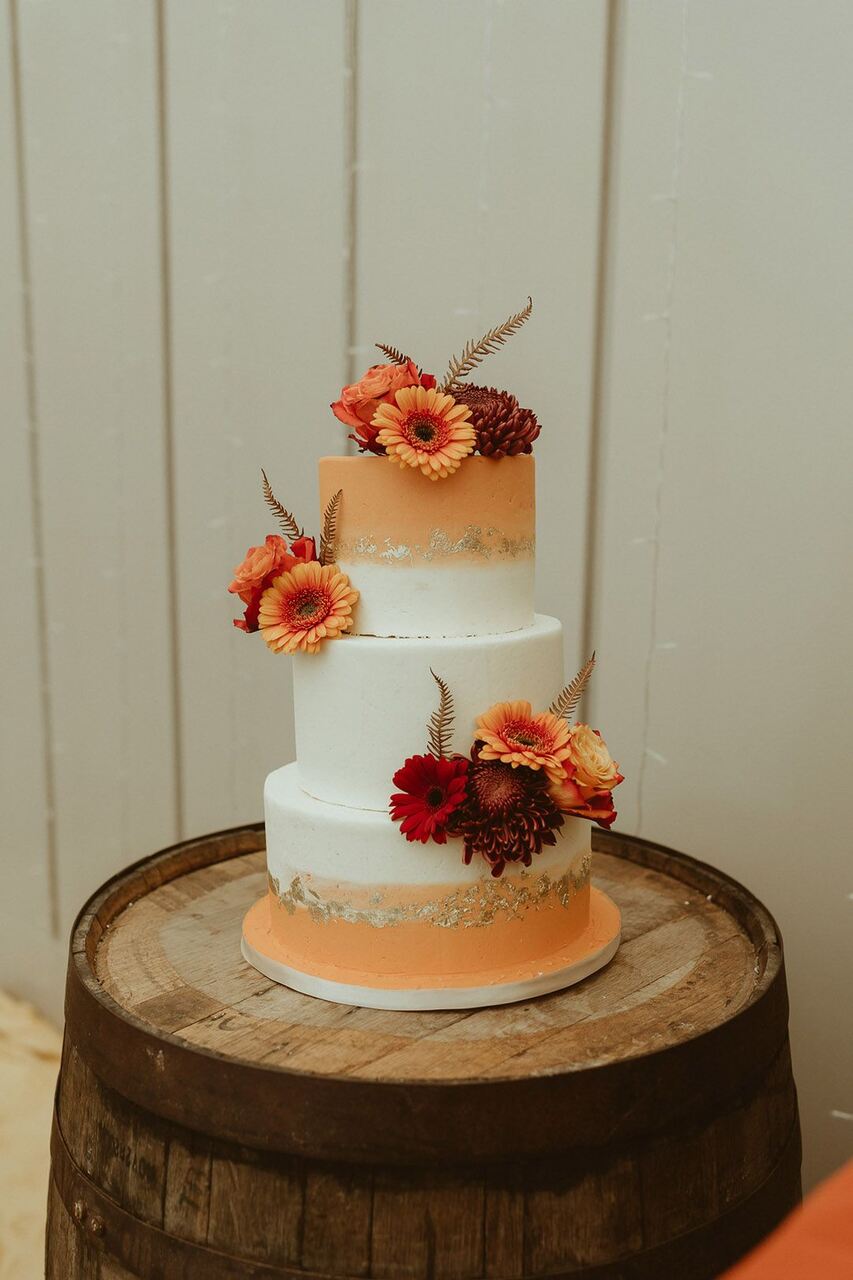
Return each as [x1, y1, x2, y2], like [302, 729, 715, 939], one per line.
[342, 0, 360, 399]
[580, 0, 621, 699]
[1, 0, 62, 1016]
[155, 0, 185, 844]
[163, 0, 349, 840]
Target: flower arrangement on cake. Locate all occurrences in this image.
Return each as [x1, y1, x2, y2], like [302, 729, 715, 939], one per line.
[228, 298, 542, 649]
[390, 658, 623, 878]
[331, 298, 540, 476]
[228, 475, 358, 653]
[232, 296, 626, 1009]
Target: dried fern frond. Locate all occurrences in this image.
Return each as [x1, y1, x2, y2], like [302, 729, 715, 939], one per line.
[441, 297, 533, 391]
[427, 669, 455, 760]
[375, 342, 411, 367]
[319, 489, 342, 566]
[549, 652, 596, 722]
[260, 469, 303, 541]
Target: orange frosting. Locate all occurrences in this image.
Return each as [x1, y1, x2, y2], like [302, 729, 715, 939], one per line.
[260, 877, 590, 986]
[243, 886, 620, 991]
[319, 455, 535, 566]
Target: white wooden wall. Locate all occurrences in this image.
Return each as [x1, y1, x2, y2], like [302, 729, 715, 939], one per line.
[1, 0, 851, 1190]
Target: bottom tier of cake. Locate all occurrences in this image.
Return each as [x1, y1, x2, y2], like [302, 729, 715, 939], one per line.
[242, 763, 621, 1010]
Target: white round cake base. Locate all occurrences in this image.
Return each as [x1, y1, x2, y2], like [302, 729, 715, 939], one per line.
[241, 888, 621, 1012]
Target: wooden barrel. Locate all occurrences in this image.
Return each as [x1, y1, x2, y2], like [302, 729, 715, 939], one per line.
[47, 825, 800, 1280]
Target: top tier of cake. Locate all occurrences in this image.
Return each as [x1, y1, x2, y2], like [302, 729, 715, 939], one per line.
[321, 455, 535, 638]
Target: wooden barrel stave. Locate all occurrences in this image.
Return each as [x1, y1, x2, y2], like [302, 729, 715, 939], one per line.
[47, 826, 801, 1279]
[49, 1036, 800, 1278]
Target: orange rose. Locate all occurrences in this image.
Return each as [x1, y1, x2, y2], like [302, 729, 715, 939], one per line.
[331, 359, 435, 453]
[229, 535, 291, 605]
[566, 724, 623, 792]
[229, 533, 319, 634]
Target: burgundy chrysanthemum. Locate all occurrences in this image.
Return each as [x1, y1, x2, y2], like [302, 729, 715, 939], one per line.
[390, 754, 470, 844]
[449, 744, 564, 876]
[451, 384, 541, 457]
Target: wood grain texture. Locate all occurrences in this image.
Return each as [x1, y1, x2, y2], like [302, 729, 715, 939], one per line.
[46, 826, 799, 1276]
[81, 833, 781, 1095]
[587, 0, 853, 1190]
[352, 0, 609, 665]
[11, 0, 179, 944]
[164, 0, 349, 837]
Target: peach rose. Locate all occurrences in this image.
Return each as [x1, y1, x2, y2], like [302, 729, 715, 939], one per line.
[547, 769, 584, 812]
[547, 763, 619, 829]
[229, 535, 291, 605]
[331, 359, 435, 453]
[566, 724, 623, 792]
[572, 789, 618, 829]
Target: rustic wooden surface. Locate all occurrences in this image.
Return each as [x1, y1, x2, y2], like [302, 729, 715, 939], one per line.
[47, 826, 801, 1278]
[96, 844, 758, 1078]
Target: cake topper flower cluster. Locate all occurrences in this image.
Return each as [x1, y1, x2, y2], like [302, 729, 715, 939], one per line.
[228, 298, 541, 650]
[331, 298, 540, 478]
[390, 660, 624, 876]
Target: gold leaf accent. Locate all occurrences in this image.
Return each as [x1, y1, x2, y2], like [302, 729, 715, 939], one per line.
[260, 469, 303, 541]
[441, 297, 534, 392]
[273, 854, 591, 929]
[427, 669, 455, 759]
[375, 342, 411, 366]
[549, 652, 596, 722]
[337, 525, 535, 564]
[319, 489, 342, 566]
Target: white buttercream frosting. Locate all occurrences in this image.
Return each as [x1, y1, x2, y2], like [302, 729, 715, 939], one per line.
[346, 559, 534, 638]
[265, 761, 591, 890]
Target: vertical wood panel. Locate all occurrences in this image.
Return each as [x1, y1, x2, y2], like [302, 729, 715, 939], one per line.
[14, 0, 178, 940]
[586, 0, 685, 829]
[166, 0, 349, 835]
[0, 0, 62, 1016]
[353, 0, 609, 668]
[591, 0, 853, 1187]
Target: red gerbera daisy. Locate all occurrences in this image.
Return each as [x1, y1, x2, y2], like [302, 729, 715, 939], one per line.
[390, 754, 469, 844]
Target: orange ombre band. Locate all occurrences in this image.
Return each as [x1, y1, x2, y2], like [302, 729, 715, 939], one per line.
[319, 455, 535, 566]
[262, 880, 591, 986]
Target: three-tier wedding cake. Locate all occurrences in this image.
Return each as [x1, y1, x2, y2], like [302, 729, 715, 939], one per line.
[231, 302, 623, 1010]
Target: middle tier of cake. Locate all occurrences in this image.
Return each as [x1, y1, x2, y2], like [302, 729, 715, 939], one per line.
[292, 614, 565, 811]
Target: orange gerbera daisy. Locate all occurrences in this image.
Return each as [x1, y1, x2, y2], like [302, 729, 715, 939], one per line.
[475, 700, 573, 778]
[258, 561, 359, 655]
[373, 385, 475, 480]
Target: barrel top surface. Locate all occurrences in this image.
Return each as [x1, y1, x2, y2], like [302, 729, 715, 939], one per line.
[75, 825, 781, 1085]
